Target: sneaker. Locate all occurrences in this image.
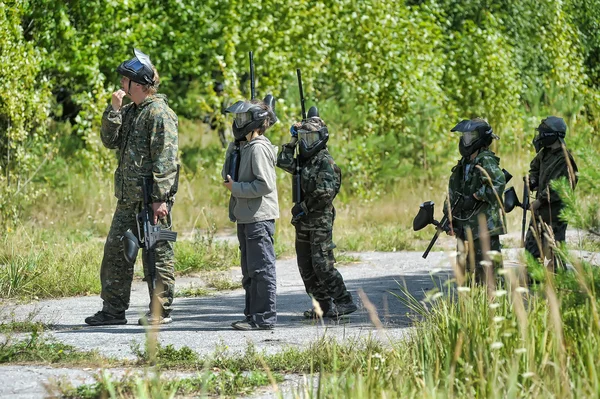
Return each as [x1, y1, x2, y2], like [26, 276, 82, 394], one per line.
[138, 311, 173, 326]
[231, 320, 274, 330]
[332, 301, 358, 317]
[85, 311, 127, 326]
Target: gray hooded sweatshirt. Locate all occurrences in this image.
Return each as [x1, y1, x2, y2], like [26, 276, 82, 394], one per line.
[222, 136, 280, 224]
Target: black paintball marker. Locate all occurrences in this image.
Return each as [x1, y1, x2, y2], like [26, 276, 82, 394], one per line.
[503, 176, 530, 247]
[292, 68, 306, 207]
[413, 197, 462, 259]
[225, 52, 256, 183]
[122, 174, 178, 289]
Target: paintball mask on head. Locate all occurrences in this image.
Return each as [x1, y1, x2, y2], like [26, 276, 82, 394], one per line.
[225, 96, 276, 141]
[451, 118, 498, 158]
[532, 116, 566, 152]
[298, 116, 329, 159]
[116, 48, 155, 88]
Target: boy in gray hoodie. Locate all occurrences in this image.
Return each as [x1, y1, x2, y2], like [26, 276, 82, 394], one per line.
[222, 99, 279, 330]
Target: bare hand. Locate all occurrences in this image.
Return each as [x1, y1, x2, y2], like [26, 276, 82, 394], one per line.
[223, 175, 234, 192]
[532, 199, 542, 213]
[151, 202, 168, 224]
[112, 89, 126, 111]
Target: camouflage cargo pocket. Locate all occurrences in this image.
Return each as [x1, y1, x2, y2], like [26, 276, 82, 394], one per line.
[320, 240, 337, 264]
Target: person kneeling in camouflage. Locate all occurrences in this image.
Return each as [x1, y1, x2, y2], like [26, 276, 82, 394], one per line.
[277, 109, 357, 318]
[445, 118, 507, 284]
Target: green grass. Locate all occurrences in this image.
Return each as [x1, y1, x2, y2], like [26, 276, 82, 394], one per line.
[0, 320, 51, 334]
[54, 369, 282, 398]
[0, 332, 114, 366]
[174, 285, 212, 298]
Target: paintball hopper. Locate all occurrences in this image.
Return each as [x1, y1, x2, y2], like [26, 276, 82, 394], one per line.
[413, 201, 435, 231]
[307, 106, 319, 118]
[263, 94, 278, 126]
[502, 168, 513, 184]
[503, 187, 522, 213]
[121, 229, 140, 264]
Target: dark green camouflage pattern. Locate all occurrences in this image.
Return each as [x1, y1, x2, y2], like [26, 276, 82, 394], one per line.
[99, 94, 178, 317]
[100, 201, 175, 316]
[277, 147, 341, 230]
[446, 149, 507, 240]
[101, 94, 179, 203]
[528, 146, 578, 223]
[278, 143, 351, 306]
[295, 227, 352, 305]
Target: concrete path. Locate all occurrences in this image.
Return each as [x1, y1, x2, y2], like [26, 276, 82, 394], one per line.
[1, 242, 598, 398]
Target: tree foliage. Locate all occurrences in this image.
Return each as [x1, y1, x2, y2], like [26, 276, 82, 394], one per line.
[1, 0, 599, 211]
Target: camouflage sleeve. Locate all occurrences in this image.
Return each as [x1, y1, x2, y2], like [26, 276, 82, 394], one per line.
[276, 143, 297, 175]
[101, 104, 129, 149]
[528, 151, 542, 189]
[149, 110, 179, 202]
[474, 156, 506, 206]
[302, 156, 339, 214]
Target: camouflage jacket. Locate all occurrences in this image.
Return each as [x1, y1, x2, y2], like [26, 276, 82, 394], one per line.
[528, 146, 578, 222]
[101, 94, 179, 203]
[445, 149, 507, 240]
[277, 145, 341, 230]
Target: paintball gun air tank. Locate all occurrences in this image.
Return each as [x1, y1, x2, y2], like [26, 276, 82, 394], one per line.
[227, 52, 256, 182]
[293, 69, 306, 204]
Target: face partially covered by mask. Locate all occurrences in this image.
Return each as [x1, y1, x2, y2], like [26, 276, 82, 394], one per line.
[224, 97, 276, 141]
[298, 117, 329, 159]
[532, 116, 567, 152]
[451, 118, 498, 158]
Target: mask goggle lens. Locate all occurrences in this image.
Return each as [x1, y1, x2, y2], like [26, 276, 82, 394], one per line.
[234, 111, 253, 128]
[299, 130, 321, 147]
[123, 58, 144, 72]
[461, 131, 479, 146]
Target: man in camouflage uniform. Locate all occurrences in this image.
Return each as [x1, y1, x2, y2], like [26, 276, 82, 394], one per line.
[445, 118, 507, 284]
[277, 110, 357, 318]
[525, 116, 578, 271]
[85, 49, 179, 326]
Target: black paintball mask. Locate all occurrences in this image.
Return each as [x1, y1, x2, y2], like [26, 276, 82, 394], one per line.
[532, 116, 566, 152]
[298, 116, 329, 159]
[451, 118, 498, 158]
[225, 95, 277, 141]
[116, 48, 155, 94]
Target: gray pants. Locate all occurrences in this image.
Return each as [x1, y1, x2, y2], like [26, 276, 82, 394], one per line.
[237, 220, 277, 326]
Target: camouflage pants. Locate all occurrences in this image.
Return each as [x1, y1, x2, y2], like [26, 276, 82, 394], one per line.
[456, 235, 502, 284]
[100, 201, 175, 316]
[295, 227, 352, 311]
[525, 218, 568, 271]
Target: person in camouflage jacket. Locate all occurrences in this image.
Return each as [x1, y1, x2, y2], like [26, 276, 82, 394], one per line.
[525, 116, 578, 272]
[444, 118, 507, 284]
[277, 113, 357, 318]
[85, 49, 179, 327]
